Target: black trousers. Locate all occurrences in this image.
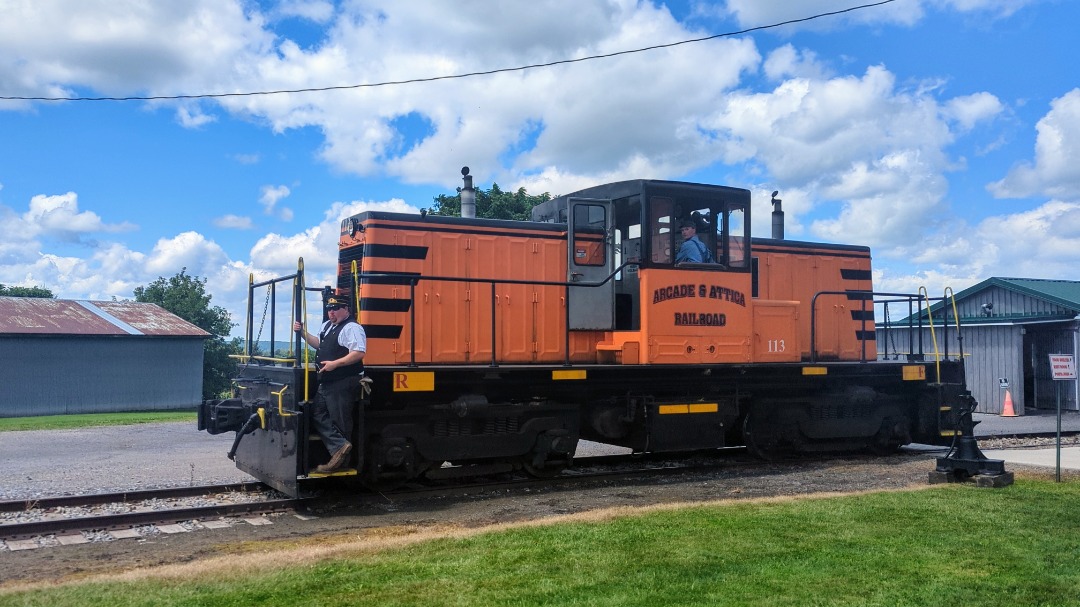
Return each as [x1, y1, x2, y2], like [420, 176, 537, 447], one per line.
[311, 375, 362, 464]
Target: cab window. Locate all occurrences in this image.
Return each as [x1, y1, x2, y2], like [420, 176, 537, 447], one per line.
[572, 203, 607, 267]
[728, 205, 747, 268]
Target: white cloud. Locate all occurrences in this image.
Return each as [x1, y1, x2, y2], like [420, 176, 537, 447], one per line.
[0, 1, 274, 100]
[145, 231, 230, 278]
[250, 227, 327, 274]
[0, 246, 142, 301]
[720, 0, 1034, 30]
[0, 205, 39, 264]
[944, 92, 1003, 131]
[176, 105, 217, 128]
[23, 192, 137, 241]
[812, 150, 949, 249]
[988, 89, 1080, 199]
[720, 0, 925, 29]
[250, 197, 421, 276]
[200, 1, 761, 191]
[936, 0, 1038, 18]
[214, 214, 255, 229]
[0, 0, 999, 205]
[0, 0, 1060, 335]
[274, 0, 335, 23]
[259, 184, 293, 220]
[92, 243, 147, 283]
[875, 268, 982, 305]
[260, 185, 289, 208]
[763, 45, 829, 81]
[697, 65, 985, 251]
[0, 186, 424, 336]
[972, 200, 1080, 277]
[0, 0, 1035, 200]
[877, 198, 1080, 297]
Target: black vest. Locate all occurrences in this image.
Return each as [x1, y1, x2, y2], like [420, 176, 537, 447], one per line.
[316, 319, 365, 382]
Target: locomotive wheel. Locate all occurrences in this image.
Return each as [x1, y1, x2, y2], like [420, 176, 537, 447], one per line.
[522, 428, 575, 478]
[361, 470, 412, 492]
[361, 475, 408, 492]
[522, 460, 568, 478]
[361, 459, 433, 492]
[742, 409, 780, 460]
[867, 416, 909, 455]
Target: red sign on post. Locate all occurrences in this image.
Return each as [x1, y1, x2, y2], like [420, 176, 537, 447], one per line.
[1049, 354, 1077, 380]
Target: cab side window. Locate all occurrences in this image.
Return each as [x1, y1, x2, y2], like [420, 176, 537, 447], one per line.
[572, 203, 607, 267]
[728, 205, 748, 268]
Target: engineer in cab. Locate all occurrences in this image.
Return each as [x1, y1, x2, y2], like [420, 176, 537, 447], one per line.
[675, 219, 713, 264]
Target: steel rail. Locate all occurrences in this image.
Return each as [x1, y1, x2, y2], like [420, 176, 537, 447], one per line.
[0, 482, 273, 514]
[4, 436, 1066, 544]
[1, 498, 306, 541]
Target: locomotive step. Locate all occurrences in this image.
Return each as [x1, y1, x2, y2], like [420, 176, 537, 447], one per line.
[304, 468, 358, 478]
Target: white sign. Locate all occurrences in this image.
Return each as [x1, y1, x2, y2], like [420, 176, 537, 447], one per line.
[1049, 354, 1077, 380]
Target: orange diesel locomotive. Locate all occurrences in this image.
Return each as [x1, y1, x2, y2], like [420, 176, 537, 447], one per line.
[201, 177, 995, 496]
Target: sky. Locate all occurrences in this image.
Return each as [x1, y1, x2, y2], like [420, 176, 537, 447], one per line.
[2, 0, 1078, 337]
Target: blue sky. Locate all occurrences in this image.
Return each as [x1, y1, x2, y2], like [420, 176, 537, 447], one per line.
[2, 0, 1078, 337]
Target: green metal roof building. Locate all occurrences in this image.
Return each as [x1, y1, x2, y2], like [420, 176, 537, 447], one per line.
[879, 278, 1080, 415]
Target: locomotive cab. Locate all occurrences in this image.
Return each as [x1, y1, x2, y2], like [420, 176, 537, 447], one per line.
[534, 180, 796, 366]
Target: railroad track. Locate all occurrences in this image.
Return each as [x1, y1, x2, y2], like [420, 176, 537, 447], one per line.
[3, 434, 1068, 547]
[980, 430, 1080, 441]
[0, 483, 304, 543]
[0, 482, 272, 514]
[0, 450, 755, 545]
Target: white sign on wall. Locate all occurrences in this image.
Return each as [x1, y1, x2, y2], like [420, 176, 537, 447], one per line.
[1049, 354, 1077, 380]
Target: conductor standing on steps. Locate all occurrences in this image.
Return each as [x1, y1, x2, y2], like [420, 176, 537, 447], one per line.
[293, 293, 367, 473]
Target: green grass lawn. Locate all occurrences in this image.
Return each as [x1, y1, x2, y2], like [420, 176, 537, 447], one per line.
[3, 479, 1078, 607]
[0, 411, 196, 432]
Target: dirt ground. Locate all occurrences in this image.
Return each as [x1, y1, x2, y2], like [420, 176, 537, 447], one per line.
[1, 450, 978, 589]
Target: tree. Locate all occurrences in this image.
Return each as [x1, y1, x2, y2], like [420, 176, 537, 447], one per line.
[134, 269, 241, 399]
[430, 182, 552, 221]
[0, 284, 54, 297]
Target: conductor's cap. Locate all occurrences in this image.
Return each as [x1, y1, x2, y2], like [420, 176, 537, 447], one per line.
[325, 294, 351, 309]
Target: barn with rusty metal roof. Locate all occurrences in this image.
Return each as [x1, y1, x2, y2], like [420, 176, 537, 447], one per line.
[0, 297, 210, 417]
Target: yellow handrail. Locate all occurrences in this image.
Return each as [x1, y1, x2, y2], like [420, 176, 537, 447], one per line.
[229, 354, 295, 363]
[272, 385, 293, 418]
[919, 286, 942, 384]
[352, 259, 360, 316]
[944, 286, 961, 344]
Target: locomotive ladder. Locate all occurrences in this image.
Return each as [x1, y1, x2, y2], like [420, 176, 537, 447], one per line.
[922, 287, 1011, 485]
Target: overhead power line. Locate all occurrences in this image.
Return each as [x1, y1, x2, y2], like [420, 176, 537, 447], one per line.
[1, 0, 896, 103]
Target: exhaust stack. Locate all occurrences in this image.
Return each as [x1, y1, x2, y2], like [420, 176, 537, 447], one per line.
[459, 166, 476, 218]
[770, 190, 784, 240]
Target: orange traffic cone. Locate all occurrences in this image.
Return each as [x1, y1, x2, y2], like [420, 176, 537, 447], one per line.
[1001, 389, 1018, 417]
